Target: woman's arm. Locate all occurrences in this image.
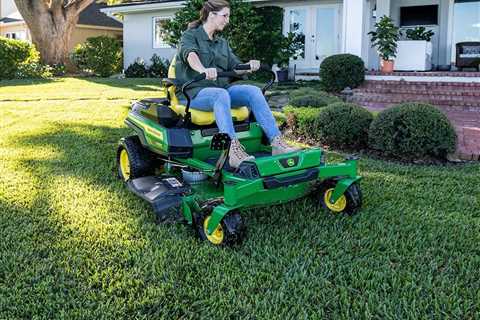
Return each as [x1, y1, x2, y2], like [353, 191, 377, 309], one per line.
[187, 52, 217, 80]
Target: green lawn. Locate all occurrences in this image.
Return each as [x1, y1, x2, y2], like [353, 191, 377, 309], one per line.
[1, 77, 479, 318]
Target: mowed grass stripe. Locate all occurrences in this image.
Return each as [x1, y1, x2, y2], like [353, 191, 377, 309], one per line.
[0, 78, 479, 318]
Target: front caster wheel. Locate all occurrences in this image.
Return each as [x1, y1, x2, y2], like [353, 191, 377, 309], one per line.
[196, 202, 246, 246]
[319, 182, 362, 215]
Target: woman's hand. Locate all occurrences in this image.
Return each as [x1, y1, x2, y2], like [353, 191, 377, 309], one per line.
[248, 60, 261, 72]
[202, 67, 218, 80]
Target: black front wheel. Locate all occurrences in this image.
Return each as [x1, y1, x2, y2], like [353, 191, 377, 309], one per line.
[318, 182, 362, 215]
[195, 200, 246, 246]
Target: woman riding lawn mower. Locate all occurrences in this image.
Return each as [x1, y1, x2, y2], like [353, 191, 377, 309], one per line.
[116, 0, 363, 246]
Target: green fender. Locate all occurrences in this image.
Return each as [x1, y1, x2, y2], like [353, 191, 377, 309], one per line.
[206, 204, 235, 235]
[329, 176, 362, 204]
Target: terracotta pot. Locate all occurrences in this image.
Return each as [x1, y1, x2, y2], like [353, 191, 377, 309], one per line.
[381, 60, 394, 73]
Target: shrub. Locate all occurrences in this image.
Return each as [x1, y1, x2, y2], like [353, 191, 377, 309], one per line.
[315, 102, 373, 149]
[284, 106, 322, 139]
[15, 62, 52, 79]
[0, 37, 42, 79]
[125, 59, 149, 78]
[369, 103, 457, 160]
[149, 54, 169, 78]
[288, 88, 341, 108]
[319, 54, 365, 92]
[162, 0, 299, 65]
[71, 36, 122, 77]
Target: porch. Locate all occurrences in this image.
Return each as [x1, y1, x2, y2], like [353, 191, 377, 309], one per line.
[285, 0, 480, 74]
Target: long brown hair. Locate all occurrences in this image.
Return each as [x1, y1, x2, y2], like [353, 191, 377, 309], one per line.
[187, 0, 230, 29]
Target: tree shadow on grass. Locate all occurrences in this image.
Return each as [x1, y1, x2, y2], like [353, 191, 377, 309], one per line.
[79, 77, 164, 92]
[0, 77, 57, 87]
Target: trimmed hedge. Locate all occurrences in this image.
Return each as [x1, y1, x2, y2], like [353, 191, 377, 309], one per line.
[284, 106, 322, 139]
[125, 59, 149, 78]
[71, 36, 122, 77]
[369, 103, 457, 159]
[0, 37, 43, 79]
[315, 102, 373, 149]
[320, 54, 365, 92]
[288, 88, 341, 108]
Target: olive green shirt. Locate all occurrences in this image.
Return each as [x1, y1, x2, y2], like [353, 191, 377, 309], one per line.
[175, 25, 242, 99]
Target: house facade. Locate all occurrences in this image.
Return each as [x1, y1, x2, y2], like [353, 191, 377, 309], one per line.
[102, 0, 480, 73]
[0, 0, 123, 53]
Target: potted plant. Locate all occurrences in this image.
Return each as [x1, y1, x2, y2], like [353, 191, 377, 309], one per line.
[273, 32, 304, 82]
[395, 26, 434, 71]
[368, 16, 399, 73]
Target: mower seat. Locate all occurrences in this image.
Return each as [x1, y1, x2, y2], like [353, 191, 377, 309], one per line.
[165, 56, 250, 126]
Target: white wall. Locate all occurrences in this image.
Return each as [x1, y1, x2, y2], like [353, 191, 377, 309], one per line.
[123, 9, 177, 69]
[0, 0, 18, 17]
[389, 0, 450, 67]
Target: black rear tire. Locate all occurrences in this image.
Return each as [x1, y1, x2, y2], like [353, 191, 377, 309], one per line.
[117, 135, 156, 181]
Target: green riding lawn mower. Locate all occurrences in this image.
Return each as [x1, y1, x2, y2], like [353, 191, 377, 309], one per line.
[117, 64, 363, 246]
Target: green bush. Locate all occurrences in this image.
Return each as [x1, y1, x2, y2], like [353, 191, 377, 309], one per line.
[315, 102, 373, 149]
[288, 88, 341, 108]
[319, 54, 365, 92]
[162, 0, 299, 66]
[125, 59, 149, 78]
[0, 37, 42, 79]
[148, 54, 169, 78]
[71, 36, 122, 77]
[15, 62, 52, 79]
[369, 103, 457, 159]
[284, 106, 322, 139]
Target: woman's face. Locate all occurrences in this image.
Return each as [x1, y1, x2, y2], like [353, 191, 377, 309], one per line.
[210, 7, 230, 31]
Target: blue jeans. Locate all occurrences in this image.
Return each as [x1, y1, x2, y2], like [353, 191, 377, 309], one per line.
[188, 85, 281, 141]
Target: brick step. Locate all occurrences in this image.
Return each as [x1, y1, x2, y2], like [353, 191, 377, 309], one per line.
[354, 87, 480, 97]
[351, 94, 480, 109]
[361, 80, 480, 88]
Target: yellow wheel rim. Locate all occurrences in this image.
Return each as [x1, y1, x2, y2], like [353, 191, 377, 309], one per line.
[324, 188, 347, 213]
[119, 149, 131, 181]
[203, 215, 224, 245]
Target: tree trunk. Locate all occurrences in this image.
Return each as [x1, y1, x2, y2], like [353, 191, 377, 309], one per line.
[14, 0, 94, 65]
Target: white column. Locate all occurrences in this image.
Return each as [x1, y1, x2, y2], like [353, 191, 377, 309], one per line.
[376, 0, 391, 22]
[342, 0, 369, 61]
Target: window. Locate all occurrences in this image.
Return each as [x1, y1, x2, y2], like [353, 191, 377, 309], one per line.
[153, 17, 175, 49]
[453, 0, 480, 43]
[400, 5, 439, 26]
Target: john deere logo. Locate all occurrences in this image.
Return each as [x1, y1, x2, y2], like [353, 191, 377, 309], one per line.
[287, 158, 295, 167]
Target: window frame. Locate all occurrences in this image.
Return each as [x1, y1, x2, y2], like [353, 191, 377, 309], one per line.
[152, 16, 174, 49]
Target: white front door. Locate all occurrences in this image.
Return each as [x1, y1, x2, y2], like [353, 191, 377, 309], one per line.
[284, 4, 342, 73]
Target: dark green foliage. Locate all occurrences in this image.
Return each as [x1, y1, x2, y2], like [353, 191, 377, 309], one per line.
[71, 36, 122, 77]
[284, 106, 322, 139]
[148, 54, 169, 78]
[368, 16, 400, 60]
[369, 103, 457, 159]
[319, 54, 365, 92]
[315, 102, 373, 149]
[0, 37, 48, 79]
[288, 88, 341, 108]
[162, 0, 298, 65]
[405, 26, 434, 41]
[289, 95, 340, 108]
[125, 59, 149, 78]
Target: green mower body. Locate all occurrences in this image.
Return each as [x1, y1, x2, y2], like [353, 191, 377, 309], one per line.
[117, 67, 363, 246]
